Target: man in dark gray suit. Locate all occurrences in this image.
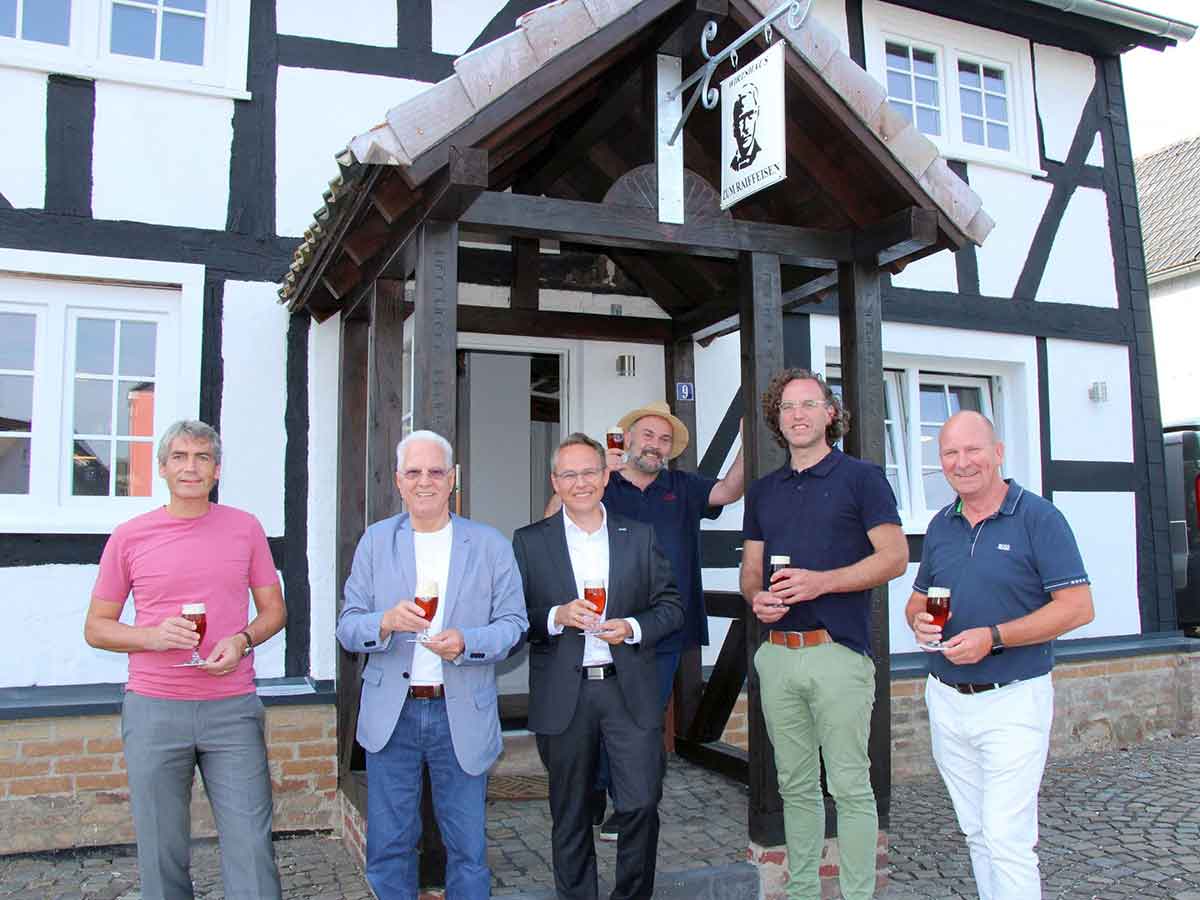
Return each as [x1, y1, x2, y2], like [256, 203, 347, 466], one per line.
[513, 433, 683, 900]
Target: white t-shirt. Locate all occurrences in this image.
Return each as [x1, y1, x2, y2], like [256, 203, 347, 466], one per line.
[410, 521, 453, 686]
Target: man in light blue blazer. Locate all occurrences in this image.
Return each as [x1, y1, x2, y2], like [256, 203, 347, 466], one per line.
[336, 429, 527, 900]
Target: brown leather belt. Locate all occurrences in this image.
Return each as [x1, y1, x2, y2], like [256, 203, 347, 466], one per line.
[768, 629, 832, 650]
[931, 673, 1020, 696]
[408, 685, 445, 699]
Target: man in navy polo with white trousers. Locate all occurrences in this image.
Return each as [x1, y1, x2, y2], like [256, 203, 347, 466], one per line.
[906, 410, 1094, 900]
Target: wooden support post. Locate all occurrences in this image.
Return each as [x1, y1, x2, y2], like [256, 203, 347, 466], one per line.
[738, 251, 786, 847]
[412, 221, 460, 443]
[511, 237, 540, 311]
[837, 258, 891, 828]
[334, 312, 370, 814]
[368, 279, 406, 522]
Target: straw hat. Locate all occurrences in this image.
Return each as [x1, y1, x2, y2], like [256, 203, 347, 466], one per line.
[617, 401, 689, 459]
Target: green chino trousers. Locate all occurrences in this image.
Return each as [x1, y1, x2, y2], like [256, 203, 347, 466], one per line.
[755, 639, 878, 900]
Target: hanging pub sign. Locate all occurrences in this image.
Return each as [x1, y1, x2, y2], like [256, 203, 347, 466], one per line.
[720, 39, 786, 209]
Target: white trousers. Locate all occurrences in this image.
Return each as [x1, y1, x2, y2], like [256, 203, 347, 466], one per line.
[925, 672, 1054, 900]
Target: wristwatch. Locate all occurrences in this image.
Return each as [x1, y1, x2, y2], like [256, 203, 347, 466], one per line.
[988, 624, 1004, 655]
[239, 630, 254, 657]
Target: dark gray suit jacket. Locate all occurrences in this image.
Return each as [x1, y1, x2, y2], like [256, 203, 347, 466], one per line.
[512, 509, 682, 736]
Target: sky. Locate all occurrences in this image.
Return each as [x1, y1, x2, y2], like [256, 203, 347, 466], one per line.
[1118, 0, 1200, 158]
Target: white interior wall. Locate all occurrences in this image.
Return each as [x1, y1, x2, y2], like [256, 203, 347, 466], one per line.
[0, 68, 47, 209]
[218, 281, 289, 535]
[1045, 339, 1133, 463]
[92, 83, 233, 229]
[466, 352, 532, 542]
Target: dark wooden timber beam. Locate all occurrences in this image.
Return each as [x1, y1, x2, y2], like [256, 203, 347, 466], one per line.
[856, 207, 939, 268]
[367, 278, 406, 523]
[339, 146, 488, 320]
[399, 301, 672, 345]
[459, 191, 851, 265]
[688, 270, 841, 344]
[411, 221, 460, 443]
[510, 238, 539, 310]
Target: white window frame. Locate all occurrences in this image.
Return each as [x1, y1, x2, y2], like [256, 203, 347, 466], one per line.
[863, 0, 1042, 175]
[882, 38, 944, 139]
[911, 372, 995, 517]
[0, 249, 203, 533]
[0, 0, 251, 100]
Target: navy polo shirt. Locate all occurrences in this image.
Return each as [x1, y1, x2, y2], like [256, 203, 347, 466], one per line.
[603, 468, 719, 653]
[914, 479, 1089, 684]
[743, 448, 901, 657]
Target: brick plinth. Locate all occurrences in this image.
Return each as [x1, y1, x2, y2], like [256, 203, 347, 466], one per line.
[0, 704, 338, 855]
[750, 832, 889, 899]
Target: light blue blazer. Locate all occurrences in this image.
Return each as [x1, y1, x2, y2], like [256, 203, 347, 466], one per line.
[335, 513, 528, 775]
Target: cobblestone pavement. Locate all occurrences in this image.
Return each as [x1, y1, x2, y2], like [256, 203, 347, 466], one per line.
[1, 735, 1196, 898]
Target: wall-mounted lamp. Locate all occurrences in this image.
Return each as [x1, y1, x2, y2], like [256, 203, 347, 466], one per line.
[616, 354, 636, 377]
[1088, 381, 1109, 403]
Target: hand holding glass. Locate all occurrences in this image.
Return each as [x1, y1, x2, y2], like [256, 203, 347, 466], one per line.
[173, 603, 207, 667]
[582, 579, 606, 632]
[409, 581, 439, 643]
[768, 555, 790, 608]
[921, 588, 951, 651]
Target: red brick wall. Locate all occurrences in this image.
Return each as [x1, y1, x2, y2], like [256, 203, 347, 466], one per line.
[0, 703, 338, 855]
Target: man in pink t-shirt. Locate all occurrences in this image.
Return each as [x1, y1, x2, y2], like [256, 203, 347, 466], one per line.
[85, 420, 286, 900]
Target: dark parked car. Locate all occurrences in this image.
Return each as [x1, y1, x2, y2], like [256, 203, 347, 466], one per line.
[1165, 422, 1200, 635]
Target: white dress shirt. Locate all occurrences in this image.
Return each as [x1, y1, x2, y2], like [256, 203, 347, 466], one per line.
[547, 504, 642, 665]
[410, 521, 453, 686]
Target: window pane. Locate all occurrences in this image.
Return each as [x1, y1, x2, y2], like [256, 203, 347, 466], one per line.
[920, 424, 941, 467]
[916, 106, 940, 136]
[962, 116, 985, 145]
[118, 321, 157, 377]
[919, 386, 947, 423]
[23, 0, 70, 44]
[885, 42, 910, 71]
[165, 0, 206, 10]
[985, 93, 1008, 122]
[887, 70, 912, 101]
[111, 3, 157, 59]
[73, 439, 112, 496]
[987, 123, 1010, 150]
[0, 373, 33, 429]
[913, 49, 937, 77]
[948, 386, 983, 414]
[960, 87, 982, 117]
[118, 381, 155, 436]
[115, 440, 154, 497]
[76, 319, 115, 374]
[914, 76, 937, 106]
[0, 436, 30, 493]
[983, 67, 1005, 94]
[0, 312, 35, 370]
[74, 378, 113, 434]
[161, 10, 204, 64]
[958, 61, 981, 88]
[0, 0, 15, 36]
[924, 468, 955, 508]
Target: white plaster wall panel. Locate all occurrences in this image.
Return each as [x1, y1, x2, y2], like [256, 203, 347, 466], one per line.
[1150, 271, 1200, 424]
[431, 0, 511, 56]
[1086, 133, 1104, 167]
[968, 166, 1053, 298]
[307, 313, 341, 681]
[1052, 492, 1140, 639]
[1045, 339, 1133, 463]
[250, 571, 287, 678]
[694, 330, 747, 533]
[0, 69, 48, 209]
[700, 567, 740, 668]
[889, 246, 958, 293]
[276, 68, 429, 236]
[218, 281, 288, 534]
[276, 0, 398, 47]
[1032, 44, 1096, 163]
[92, 83, 232, 229]
[0, 565, 133, 688]
[1037, 187, 1117, 307]
[889, 563, 920, 654]
[577, 341, 665, 443]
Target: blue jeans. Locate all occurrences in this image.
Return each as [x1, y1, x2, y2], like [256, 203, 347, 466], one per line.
[594, 648, 681, 796]
[365, 697, 490, 900]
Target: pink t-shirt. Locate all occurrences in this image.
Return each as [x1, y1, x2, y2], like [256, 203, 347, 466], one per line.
[93, 503, 279, 700]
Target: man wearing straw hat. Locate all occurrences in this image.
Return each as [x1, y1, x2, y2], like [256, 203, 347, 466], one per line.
[549, 400, 744, 839]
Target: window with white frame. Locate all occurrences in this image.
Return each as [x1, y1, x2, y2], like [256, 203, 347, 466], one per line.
[0, 0, 249, 98]
[865, 0, 1040, 173]
[826, 366, 997, 520]
[0, 274, 181, 522]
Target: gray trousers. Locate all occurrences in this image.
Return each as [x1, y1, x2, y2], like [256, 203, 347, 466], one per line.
[121, 691, 282, 900]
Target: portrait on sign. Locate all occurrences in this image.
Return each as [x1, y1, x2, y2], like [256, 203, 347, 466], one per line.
[720, 40, 786, 209]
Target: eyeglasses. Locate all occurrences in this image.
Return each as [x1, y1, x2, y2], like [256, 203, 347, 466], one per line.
[553, 467, 604, 485]
[401, 468, 449, 482]
[778, 399, 829, 413]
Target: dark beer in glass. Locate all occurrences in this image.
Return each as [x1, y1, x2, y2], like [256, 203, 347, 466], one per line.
[181, 602, 207, 666]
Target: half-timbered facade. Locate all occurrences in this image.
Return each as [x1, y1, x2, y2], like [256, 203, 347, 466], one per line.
[0, 0, 1195, 861]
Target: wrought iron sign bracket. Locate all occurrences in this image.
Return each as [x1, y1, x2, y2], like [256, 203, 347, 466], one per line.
[664, 0, 811, 146]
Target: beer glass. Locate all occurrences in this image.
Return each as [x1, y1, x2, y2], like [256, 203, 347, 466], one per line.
[768, 555, 789, 608]
[922, 587, 951, 651]
[606, 428, 625, 451]
[583, 578, 606, 632]
[177, 602, 206, 666]
[410, 580, 439, 642]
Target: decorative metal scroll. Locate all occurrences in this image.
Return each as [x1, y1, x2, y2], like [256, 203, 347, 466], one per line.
[664, 0, 812, 146]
